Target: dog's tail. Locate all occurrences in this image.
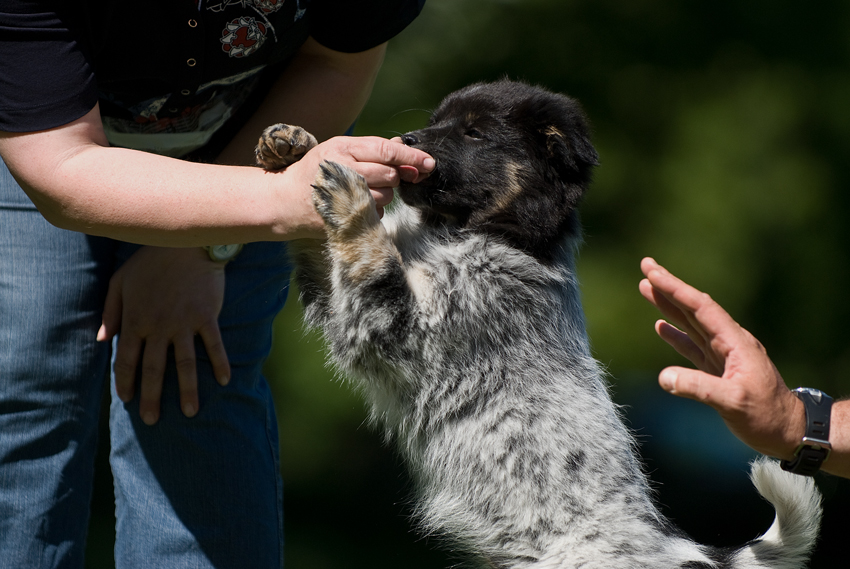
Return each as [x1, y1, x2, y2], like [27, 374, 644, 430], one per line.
[725, 457, 822, 569]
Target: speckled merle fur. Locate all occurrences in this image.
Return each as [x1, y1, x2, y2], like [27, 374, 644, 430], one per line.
[256, 80, 822, 568]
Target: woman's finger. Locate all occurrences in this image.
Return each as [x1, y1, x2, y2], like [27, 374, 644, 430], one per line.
[198, 320, 230, 387]
[139, 338, 168, 425]
[173, 333, 200, 418]
[113, 332, 142, 403]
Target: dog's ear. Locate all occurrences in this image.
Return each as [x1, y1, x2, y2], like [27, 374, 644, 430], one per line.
[516, 89, 598, 187]
[543, 124, 599, 172]
[533, 96, 599, 218]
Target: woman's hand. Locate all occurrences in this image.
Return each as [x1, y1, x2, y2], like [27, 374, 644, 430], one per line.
[269, 135, 434, 239]
[98, 246, 231, 425]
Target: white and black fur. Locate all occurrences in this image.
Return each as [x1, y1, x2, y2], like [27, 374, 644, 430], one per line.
[256, 80, 822, 568]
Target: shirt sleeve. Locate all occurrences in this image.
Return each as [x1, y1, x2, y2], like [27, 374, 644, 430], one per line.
[309, 0, 426, 54]
[0, 1, 98, 132]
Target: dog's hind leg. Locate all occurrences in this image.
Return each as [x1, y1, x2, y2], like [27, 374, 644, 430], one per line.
[288, 238, 334, 330]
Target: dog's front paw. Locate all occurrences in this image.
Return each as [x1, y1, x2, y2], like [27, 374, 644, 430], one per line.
[312, 161, 377, 234]
[255, 124, 318, 170]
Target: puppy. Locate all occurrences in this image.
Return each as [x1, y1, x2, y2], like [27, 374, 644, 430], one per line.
[256, 80, 822, 569]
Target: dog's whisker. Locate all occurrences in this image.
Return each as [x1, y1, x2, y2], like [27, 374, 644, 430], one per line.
[387, 108, 435, 124]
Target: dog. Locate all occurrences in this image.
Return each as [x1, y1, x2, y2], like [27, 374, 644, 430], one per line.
[255, 80, 822, 568]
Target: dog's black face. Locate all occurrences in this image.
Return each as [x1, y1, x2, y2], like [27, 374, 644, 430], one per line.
[399, 80, 599, 259]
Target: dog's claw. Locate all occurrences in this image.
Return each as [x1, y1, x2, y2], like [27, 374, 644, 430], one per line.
[311, 160, 377, 234]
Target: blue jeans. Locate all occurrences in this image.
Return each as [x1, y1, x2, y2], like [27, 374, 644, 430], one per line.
[0, 157, 289, 568]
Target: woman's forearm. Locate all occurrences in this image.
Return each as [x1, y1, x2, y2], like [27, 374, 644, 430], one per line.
[38, 143, 308, 246]
[0, 104, 433, 246]
[0, 106, 297, 246]
[0, 39, 430, 247]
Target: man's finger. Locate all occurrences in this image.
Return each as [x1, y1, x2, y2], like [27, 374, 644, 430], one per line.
[640, 277, 711, 349]
[640, 278, 691, 330]
[654, 320, 711, 370]
[642, 260, 741, 347]
[658, 366, 724, 407]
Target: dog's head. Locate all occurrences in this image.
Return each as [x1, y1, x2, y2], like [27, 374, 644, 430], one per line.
[398, 80, 599, 259]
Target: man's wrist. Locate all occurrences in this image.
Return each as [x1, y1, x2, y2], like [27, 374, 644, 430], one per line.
[780, 387, 833, 476]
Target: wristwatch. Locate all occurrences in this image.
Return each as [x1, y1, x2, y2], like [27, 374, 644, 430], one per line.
[203, 244, 243, 263]
[780, 387, 833, 476]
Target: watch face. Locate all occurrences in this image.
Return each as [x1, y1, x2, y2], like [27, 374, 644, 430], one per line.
[796, 387, 826, 403]
[209, 244, 243, 261]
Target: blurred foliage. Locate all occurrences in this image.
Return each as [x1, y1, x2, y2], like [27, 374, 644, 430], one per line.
[89, 0, 850, 566]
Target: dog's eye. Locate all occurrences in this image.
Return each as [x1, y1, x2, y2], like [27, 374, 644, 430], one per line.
[465, 129, 485, 140]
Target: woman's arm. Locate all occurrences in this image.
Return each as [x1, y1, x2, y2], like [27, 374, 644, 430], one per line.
[0, 42, 432, 248]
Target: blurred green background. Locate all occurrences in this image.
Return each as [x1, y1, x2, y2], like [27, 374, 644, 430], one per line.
[86, 0, 850, 566]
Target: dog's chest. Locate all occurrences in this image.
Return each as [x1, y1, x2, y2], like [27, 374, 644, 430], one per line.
[391, 233, 568, 344]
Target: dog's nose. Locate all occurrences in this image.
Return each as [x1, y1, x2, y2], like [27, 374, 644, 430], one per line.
[401, 133, 419, 146]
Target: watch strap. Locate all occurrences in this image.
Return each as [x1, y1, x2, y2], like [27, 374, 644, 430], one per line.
[780, 387, 833, 476]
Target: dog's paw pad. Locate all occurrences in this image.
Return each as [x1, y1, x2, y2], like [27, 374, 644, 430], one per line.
[255, 124, 318, 170]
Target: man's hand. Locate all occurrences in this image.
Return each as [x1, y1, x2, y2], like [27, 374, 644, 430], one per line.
[638, 257, 804, 460]
[98, 246, 231, 425]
